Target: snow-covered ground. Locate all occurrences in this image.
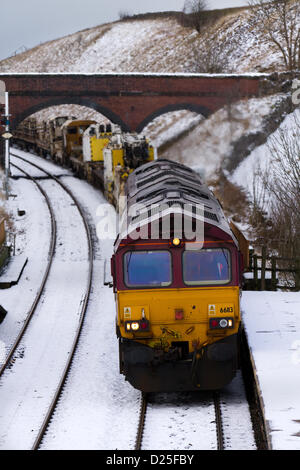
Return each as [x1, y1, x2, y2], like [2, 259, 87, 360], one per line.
[242, 291, 300, 450]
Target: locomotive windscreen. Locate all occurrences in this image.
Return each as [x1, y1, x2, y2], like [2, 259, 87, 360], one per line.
[183, 248, 231, 286]
[124, 251, 172, 287]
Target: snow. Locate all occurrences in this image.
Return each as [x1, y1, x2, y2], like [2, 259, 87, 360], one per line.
[142, 392, 218, 450]
[242, 291, 300, 450]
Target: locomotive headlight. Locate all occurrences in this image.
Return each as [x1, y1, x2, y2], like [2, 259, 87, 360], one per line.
[219, 319, 228, 328]
[125, 319, 150, 333]
[172, 238, 181, 246]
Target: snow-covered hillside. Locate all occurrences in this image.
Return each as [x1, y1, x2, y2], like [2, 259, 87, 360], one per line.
[231, 108, 300, 198]
[0, 8, 290, 74]
[148, 93, 286, 181]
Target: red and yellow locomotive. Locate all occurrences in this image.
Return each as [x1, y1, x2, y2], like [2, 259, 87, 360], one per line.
[111, 159, 245, 392]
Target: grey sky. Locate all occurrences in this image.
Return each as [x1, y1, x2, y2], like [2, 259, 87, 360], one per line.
[0, 0, 248, 61]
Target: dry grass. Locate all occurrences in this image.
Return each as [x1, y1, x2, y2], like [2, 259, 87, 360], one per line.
[208, 171, 250, 223]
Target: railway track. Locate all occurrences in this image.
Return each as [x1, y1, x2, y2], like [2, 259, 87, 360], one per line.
[0, 153, 93, 450]
[0, 163, 56, 377]
[135, 391, 225, 451]
[134, 371, 259, 450]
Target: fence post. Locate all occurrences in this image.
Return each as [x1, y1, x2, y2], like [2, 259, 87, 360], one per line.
[261, 246, 266, 291]
[271, 256, 277, 291]
[249, 249, 253, 271]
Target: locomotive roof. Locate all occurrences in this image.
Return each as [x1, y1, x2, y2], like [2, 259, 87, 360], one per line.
[116, 159, 238, 248]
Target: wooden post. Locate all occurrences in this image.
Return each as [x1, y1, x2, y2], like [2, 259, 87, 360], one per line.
[249, 251, 253, 271]
[261, 246, 266, 291]
[271, 257, 277, 291]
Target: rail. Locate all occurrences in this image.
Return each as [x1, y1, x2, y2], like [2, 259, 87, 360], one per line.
[135, 393, 148, 450]
[213, 392, 225, 450]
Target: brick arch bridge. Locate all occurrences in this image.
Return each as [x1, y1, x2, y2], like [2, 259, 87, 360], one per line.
[0, 73, 267, 133]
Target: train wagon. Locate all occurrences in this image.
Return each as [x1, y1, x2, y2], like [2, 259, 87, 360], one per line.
[13, 116, 156, 209]
[14, 115, 75, 158]
[111, 159, 243, 392]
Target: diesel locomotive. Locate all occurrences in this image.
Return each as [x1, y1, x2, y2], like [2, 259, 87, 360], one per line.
[111, 159, 245, 392]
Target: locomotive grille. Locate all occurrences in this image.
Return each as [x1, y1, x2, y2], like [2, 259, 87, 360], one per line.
[204, 210, 218, 222]
[135, 161, 195, 176]
[136, 186, 209, 204]
[137, 171, 197, 188]
[130, 202, 218, 225]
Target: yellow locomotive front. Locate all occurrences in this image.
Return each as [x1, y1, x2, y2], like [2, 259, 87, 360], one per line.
[112, 160, 244, 392]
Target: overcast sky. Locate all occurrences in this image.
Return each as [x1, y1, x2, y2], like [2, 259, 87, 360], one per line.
[0, 0, 248, 61]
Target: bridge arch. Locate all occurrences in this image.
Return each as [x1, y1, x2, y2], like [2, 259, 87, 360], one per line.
[136, 103, 211, 133]
[12, 97, 130, 131]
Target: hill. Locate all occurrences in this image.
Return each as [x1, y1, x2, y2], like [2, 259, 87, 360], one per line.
[0, 8, 285, 74]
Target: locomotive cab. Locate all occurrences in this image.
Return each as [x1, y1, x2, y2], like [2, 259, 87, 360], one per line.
[62, 120, 96, 163]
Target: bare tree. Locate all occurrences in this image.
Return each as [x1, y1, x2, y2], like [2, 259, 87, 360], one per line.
[251, 112, 300, 287]
[190, 39, 230, 73]
[182, 0, 208, 33]
[118, 10, 132, 20]
[249, 0, 300, 71]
